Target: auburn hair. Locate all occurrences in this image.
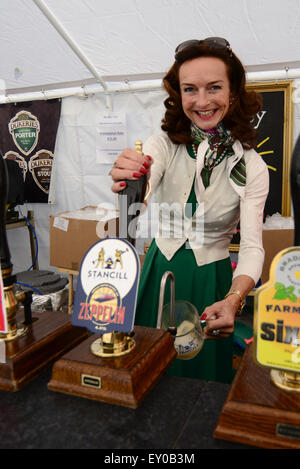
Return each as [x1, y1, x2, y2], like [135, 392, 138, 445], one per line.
[161, 43, 262, 149]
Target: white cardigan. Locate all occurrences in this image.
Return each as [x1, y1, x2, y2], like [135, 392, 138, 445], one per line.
[143, 132, 269, 284]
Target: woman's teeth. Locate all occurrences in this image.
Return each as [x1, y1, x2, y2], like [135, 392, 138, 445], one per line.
[196, 110, 216, 117]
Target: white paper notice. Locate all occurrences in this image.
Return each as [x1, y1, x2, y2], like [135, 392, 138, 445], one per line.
[53, 216, 69, 232]
[96, 112, 127, 164]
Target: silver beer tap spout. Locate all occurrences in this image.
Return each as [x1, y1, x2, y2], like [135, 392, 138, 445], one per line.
[156, 271, 177, 336]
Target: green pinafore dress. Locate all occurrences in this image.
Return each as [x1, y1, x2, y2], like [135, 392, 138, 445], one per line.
[134, 145, 235, 383]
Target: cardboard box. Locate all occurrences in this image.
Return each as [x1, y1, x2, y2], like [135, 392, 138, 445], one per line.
[261, 229, 294, 284]
[50, 206, 119, 271]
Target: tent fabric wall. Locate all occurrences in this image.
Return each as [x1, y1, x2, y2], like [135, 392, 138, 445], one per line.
[51, 88, 166, 208]
[7, 88, 165, 274]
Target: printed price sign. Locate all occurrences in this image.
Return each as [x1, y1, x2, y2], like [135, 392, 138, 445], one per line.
[72, 238, 140, 334]
[254, 247, 300, 372]
[96, 111, 127, 164]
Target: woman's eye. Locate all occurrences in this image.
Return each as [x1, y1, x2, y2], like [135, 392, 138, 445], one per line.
[183, 87, 194, 93]
[210, 85, 222, 91]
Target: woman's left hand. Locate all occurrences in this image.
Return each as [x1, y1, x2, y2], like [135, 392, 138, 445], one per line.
[200, 295, 240, 338]
[200, 276, 254, 338]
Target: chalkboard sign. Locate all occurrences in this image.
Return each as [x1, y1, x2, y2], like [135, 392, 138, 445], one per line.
[230, 80, 294, 250]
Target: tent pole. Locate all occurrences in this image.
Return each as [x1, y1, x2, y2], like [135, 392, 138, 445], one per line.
[33, 0, 112, 110]
[2, 72, 300, 105]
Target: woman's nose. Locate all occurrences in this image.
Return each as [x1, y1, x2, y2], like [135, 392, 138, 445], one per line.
[195, 90, 209, 107]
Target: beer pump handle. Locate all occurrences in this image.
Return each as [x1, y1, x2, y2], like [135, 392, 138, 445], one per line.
[0, 153, 33, 330]
[134, 140, 143, 156]
[118, 140, 147, 246]
[0, 153, 12, 273]
[290, 134, 300, 246]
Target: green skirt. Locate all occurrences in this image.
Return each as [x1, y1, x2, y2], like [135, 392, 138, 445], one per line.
[135, 240, 235, 383]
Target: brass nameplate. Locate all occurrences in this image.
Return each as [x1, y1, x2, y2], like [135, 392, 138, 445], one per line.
[81, 374, 101, 389]
[276, 423, 300, 441]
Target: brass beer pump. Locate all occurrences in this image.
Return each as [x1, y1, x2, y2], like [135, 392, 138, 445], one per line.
[48, 140, 177, 408]
[0, 152, 87, 391]
[214, 135, 300, 449]
[90, 140, 149, 358]
[269, 132, 300, 393]
[0, 153, 30, 342]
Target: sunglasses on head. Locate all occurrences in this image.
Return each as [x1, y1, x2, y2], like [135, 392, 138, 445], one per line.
[175, 37, 232, 60]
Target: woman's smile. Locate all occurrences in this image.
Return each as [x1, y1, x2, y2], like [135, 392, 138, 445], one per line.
[194, 109, 218, 120]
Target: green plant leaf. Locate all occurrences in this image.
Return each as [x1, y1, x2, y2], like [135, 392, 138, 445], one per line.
[288, 293, 298, 303]
[286, 286, 295, 294]
[273, 290, 288, 300]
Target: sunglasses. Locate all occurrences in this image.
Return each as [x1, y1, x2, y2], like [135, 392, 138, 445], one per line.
[175, 37, 232, 60]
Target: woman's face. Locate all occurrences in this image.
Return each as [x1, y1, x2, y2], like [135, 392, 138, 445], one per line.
[179, 56, 231, 130]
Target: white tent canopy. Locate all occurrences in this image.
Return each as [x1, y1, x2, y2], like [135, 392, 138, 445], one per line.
[2, 0, 300, 101]
[1, 0, 300, 275]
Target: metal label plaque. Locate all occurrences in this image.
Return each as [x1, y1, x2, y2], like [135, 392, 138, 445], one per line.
[276, 423, 300, 441]
[81, 374, 101, 389]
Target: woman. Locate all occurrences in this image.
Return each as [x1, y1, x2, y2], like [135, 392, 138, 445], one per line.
[110, 37, 269, 382]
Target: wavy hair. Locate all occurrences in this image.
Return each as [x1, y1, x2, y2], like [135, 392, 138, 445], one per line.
[161, 43, 262, 149]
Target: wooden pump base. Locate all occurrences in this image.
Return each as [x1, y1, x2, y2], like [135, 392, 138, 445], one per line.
[48, 326, 177, 409]
[214, 343, 300, 449]
[0, 310, 88, 392]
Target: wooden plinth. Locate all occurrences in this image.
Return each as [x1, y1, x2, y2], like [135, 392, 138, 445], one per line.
[0, 310, 88, 392]
[48, 326, 177, 409]
[214, 343, 300, 449]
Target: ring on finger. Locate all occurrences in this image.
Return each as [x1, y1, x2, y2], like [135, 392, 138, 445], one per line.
[211, 329, 220, 336]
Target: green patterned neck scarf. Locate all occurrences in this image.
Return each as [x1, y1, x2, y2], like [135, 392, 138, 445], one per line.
[191, 122, 234, 169]
[190, 122, 246, 188]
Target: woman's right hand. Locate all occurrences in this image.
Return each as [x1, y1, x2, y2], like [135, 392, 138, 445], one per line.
[110, 148, 153, 193]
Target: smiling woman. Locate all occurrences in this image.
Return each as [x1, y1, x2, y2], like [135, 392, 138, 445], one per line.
[162, 39, 262, 148]
[109, 37, 269, 383]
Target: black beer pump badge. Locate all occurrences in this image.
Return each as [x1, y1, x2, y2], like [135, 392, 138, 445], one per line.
[72, 238, 140, 334]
